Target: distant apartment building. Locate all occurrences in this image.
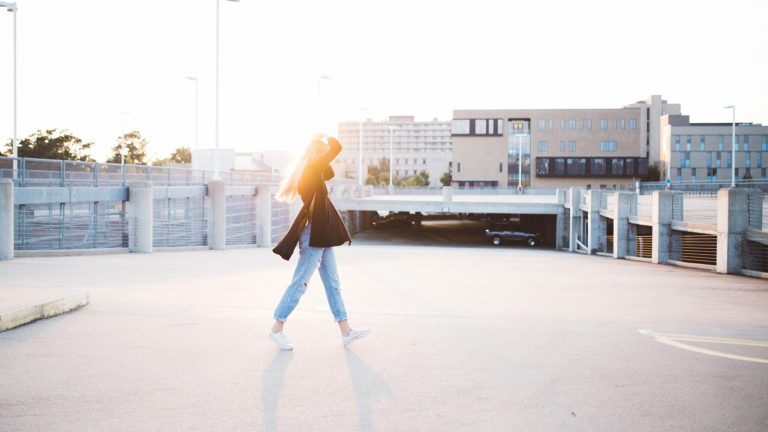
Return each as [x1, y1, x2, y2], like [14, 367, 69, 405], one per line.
[450, 95, 681, 189]
[661, 115, 768, 181]
[336, 116, 452, 187]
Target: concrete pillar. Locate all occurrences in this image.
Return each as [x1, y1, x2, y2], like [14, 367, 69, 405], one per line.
[0, 179, 13, 261]
[568, 187, 582, 252]
[717, 188, 748, 274]
[651, 190, 673, 264]
[555, 188, 566, 250]
[208, 179, 226, 250]
[128, 181, 153, 253]
[612, 192, 631, 258]
[442, 186, 452, 204]
[256, 185, 273, 247]
[587, 189, 603, 254]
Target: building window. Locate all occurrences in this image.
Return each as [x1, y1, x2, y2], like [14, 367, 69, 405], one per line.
[600, 140, 617, 152]
[629, 119, 637, 130]
[569, 119, 576, 130]
[457, 162, 461, 173]
[451, 119, 470, 135]
[591, 158, 607, 175]
[499, 162, 503, 173]
[423, 159, 426, 164]
[600, 119, 608, 130]
[568, 140, 576, 152]
[538, 119, 546, 130]
[674, 136, 680, 151]
[625, 158, 635, 175]
[547, 120, 553, 130]
[762, 168, 767, 180]
[537, 140, 549, 152]
[699, 136, 705, 151]
[612, 120, 617, 129]
[718, 135, 725, 151]
[587, 119, 593, 130]
[579, 120, 584, 130]
[691, 168, 697, 182]
[559, 141, 566, 152]
[758, 153, 763, 168]
[746, 155, 751, 168]
[536, 158, 549, 175]
[727, 153, 732, 168]
[744, 135, 750, 151]
[706, 153, 712, 168]
[685, 135, 691, 151]
[707, 168, 718, 180]
[620, 119, 625, 130]
[560, 119, 565, 130]
[554, 158, 565, 175]
[611, 158, 624, 175]
[475, 119, 487, 134]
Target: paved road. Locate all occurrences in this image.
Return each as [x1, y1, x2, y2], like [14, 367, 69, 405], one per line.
[1, 240, 767, 431]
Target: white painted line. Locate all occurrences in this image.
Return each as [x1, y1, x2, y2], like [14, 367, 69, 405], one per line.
[638, 329, 768, 365]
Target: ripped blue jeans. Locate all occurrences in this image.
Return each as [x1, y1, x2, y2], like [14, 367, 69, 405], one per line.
[273, 223, 348, 322]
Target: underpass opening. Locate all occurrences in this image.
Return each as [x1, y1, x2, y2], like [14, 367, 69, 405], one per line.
[354, 211, 558, 248]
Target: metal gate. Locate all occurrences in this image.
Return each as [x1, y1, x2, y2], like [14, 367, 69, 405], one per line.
[152, 197, 207, 248]
[226, 194, 258, 246]
[14, 201, 126, 250]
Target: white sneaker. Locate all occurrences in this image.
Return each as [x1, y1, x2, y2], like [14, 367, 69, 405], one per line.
[342, 327, 371, 346]
[267, 331, 294, 351]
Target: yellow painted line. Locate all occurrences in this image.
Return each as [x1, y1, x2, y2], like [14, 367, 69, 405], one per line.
[638, 329, 768, 365]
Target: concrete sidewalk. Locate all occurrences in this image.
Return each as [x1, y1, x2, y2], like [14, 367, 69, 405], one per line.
[0, 264, 88, 332]
[1, 245, 767, 431]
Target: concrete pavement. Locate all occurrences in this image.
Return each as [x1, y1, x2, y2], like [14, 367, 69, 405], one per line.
[0, 242, 767, 431]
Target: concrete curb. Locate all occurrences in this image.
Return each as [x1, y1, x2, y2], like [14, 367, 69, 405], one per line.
[0, 292, 89, 332]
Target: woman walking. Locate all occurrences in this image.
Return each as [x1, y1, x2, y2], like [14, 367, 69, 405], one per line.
[268, 135, 370, 350]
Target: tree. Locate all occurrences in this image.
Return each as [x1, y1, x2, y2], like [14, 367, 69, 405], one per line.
[152, 147, 192, 166]
[4, 129, 94, 161]
[440, 171, 452, 186]
[397, 170, 430, 187]
[365, 158, 391, 186]
[642, 163, 661, 182]
[107, 131, 148, 165]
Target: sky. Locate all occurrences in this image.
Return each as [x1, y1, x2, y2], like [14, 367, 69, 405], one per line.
[0, 0, 766, 162]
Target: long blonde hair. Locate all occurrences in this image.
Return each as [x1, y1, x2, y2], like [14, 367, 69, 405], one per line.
[275, 134, 329, 203]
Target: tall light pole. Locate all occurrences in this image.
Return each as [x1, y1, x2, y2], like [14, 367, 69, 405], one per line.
[185, 76, 199, 150]
[317, 75, 330, 131]
[725, 105, 736, 187]
[388, 125, 398, 186]
[215, 0, 240, 179]
[1, 2, 18, 172]
[358, 108, 368, 186]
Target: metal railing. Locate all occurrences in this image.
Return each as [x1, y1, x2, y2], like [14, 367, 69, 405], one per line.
[14, 201, 127, 251]
[0, 156, 280, 187]
[640, 179, 768, 195]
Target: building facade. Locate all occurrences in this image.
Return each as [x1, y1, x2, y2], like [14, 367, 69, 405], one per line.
[336, 116, 452, 187]
[660, 115, 768, 182]
[451, 106, 651, 190]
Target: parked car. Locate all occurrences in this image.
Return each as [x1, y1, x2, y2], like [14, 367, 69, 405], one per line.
[371, 215, 413, 228]
[484, 225, 543, 247]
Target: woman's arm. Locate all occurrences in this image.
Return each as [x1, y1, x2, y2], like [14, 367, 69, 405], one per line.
[312, 137, 342, 170]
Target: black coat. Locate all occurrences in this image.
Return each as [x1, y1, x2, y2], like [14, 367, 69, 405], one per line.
[272, 138, 352, 261]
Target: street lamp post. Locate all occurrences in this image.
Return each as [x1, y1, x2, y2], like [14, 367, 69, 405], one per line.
[215, 0, 240, 179]
[1, 2, 18, 174]
[185, 76, 199, 150]
[358, 108, 368, 186]
[388, 125, 398, 187]
[725, 105, 736, 187]
[317, 75, 330, 131]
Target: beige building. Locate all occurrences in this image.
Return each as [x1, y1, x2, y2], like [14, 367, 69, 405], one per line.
[451, 95, 682, 189]
[661, 115, 768, 182]
[336, 116, 451, 187]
